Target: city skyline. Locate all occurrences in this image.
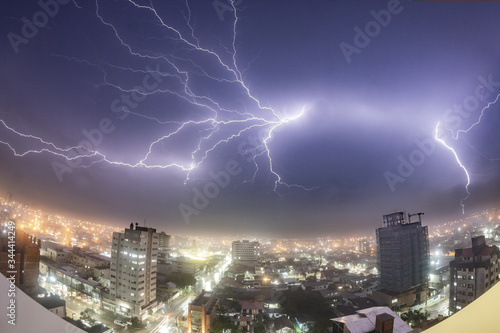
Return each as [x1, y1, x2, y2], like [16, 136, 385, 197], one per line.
[1, 1, 500, 236]
[2, 189, 499, 243]
[1, 183, 500, 332]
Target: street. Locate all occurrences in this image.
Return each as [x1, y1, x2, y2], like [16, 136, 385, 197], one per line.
[425, 296, 449, 319]
[39, 277, 194, 332]
[411, 285, 450, 319]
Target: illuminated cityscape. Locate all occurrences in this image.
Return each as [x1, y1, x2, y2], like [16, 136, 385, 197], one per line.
[1, 1, 500, 332]
[1, 190, 500, 332]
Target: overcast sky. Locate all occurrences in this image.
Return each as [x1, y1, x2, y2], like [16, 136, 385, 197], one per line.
[0, 0, 499, 237]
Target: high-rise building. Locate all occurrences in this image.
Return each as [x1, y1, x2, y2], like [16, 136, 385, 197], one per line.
[232, 240, 260, 267]
[359, 239, 371, 255]
[110, 223, 158, 320]
[449, 235, 500, 314]
[157, 231, 171, 264]
[158, 232, 170, 249]
[0, 226, 41, 294]
[170, 256, 204, 276]
[372, 212, 429, 308]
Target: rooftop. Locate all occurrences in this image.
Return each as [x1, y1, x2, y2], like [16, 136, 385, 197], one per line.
[274, 316, 294, 331]
[332, 306, 412, 333]
[191, 291, 214, 307]
[240, 300, 265, 310]
[302, 281, 329, 287]
[430, 265, 449, 276]
[458, 245, 496, 258]
[34, 293, 66, 309]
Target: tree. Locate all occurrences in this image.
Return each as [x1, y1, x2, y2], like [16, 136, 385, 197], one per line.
[254, 323, 266, 333]
[80, 308, 96, 327]
[164, 273, 197, 288]
[212, 315, 241, 333]
[130, 317, 144, 328]
[75, 283, 85, 295]
[400, 309, 428, 327]
[254, 313, 271, 333]
[305, 275, 317, 282]
[281, 289, 333, 331]
[229, 300, 242, 312]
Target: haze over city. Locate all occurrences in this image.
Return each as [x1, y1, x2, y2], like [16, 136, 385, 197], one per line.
[1, 0, 500, 237]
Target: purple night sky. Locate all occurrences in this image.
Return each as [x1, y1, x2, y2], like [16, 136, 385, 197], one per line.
[0, 0, 500, 237]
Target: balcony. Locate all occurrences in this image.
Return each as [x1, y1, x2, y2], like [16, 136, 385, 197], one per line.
[427, 281, 500, 332]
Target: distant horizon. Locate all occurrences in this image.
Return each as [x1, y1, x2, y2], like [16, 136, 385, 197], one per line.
[2, 189, 497, 241]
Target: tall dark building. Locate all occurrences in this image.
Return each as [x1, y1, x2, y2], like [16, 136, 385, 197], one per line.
[374, 212, 429, 306]
[157, 231, 171, 264]
[0, 226, 41, 294]
[158, 232, 170, 249]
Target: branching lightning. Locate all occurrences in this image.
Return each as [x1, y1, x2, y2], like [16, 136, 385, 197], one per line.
[434, 122, 471, 214]
[435, 90, 500, 213]
[0, 0, 316, 193]
[452, 92, 500, 139]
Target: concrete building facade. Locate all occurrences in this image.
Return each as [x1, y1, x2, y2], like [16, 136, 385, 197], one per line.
[449, 235, 500, 314]
[232, 240, 260, 267]
[374, 212, 430, 309]
[110, 223, 159, 320]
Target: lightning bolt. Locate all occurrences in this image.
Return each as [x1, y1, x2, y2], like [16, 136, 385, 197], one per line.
[0, 0, 316, 194]
[452, 91, 500, 139]
[435, 90, 500, 213]
[434, 122, 471, 214]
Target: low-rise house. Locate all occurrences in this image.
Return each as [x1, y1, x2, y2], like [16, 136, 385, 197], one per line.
[318, 289, 337, 299]
[274, 316, 295, 333]
[331, 306, 412, 333]
[239, 300, 265, 332]
[295, 313, 316, 332]
[301, 281, 329, 291]
[33, 292, 66, 318]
